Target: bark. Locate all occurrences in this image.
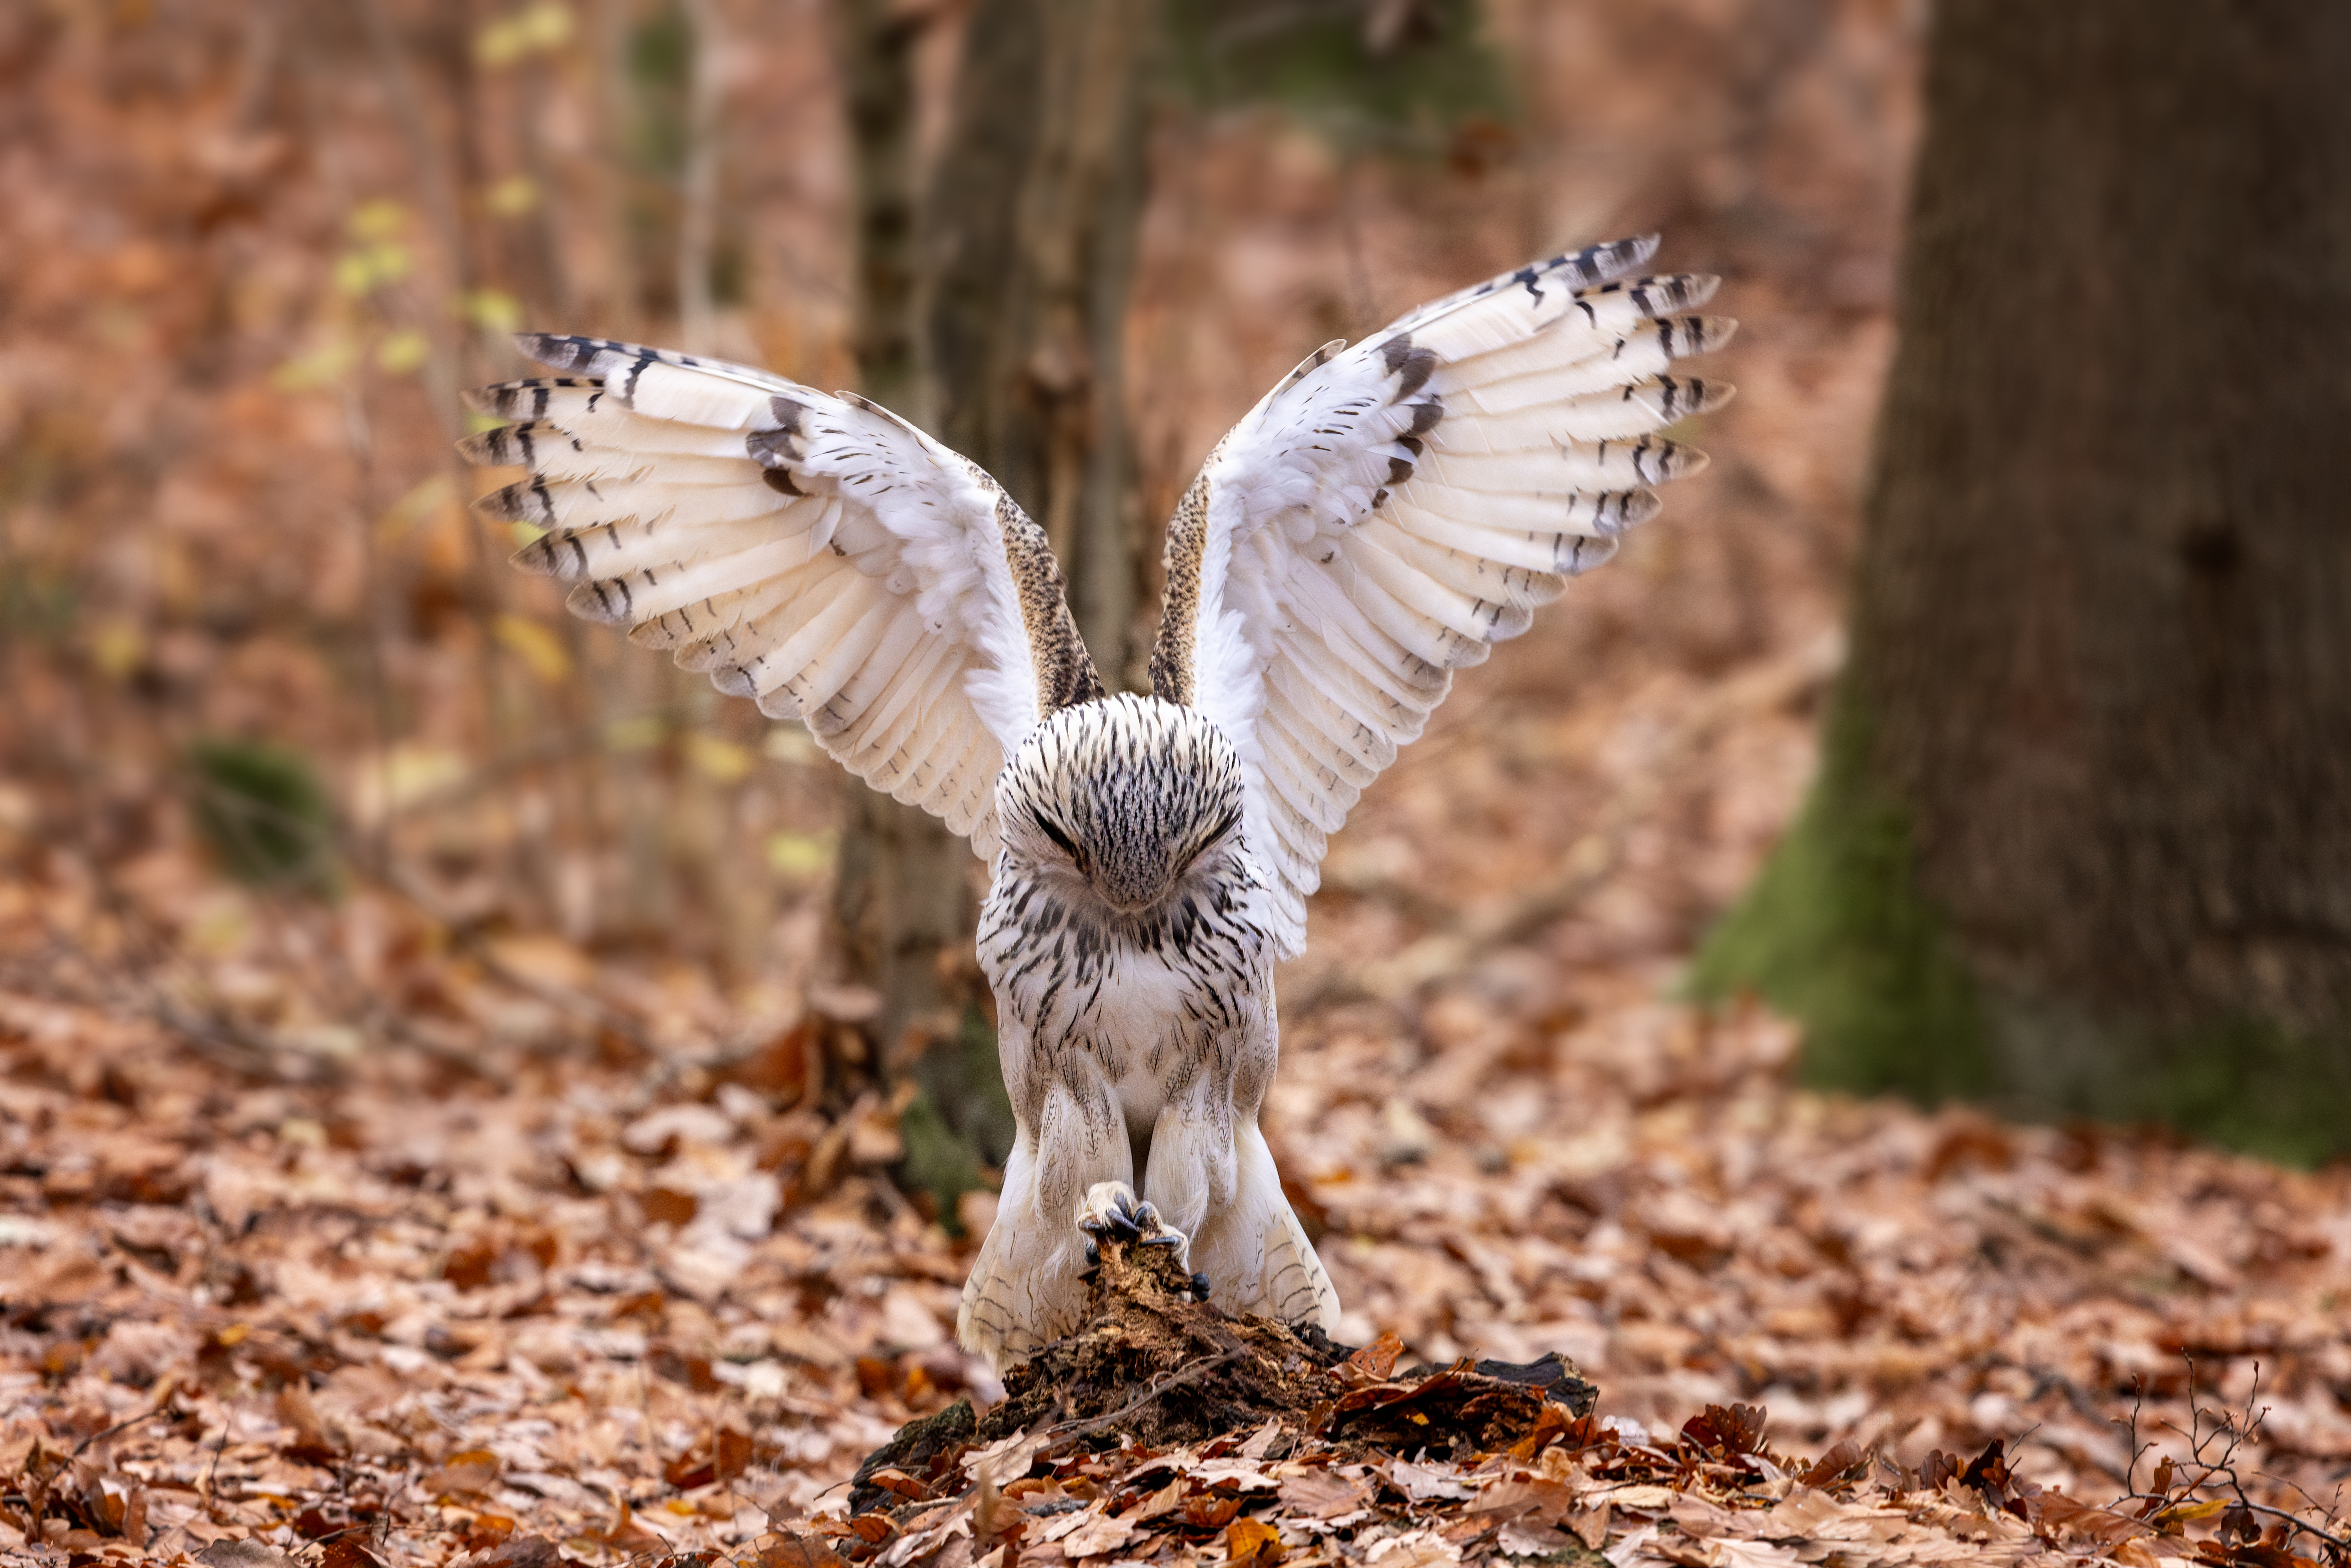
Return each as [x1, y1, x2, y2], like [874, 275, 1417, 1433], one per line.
[831, 0, 1153, 1087]
[1697, 0, 2351, 1161]
[829, 0, 977, 1079]
[592, 0, 643, 337]
[676, 0, 725, 353]
[926, 0, 1153, 682]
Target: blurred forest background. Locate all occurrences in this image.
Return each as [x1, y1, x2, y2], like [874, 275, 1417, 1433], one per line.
[5, 0, 2351, 1562]
[0, 0, 1881, 1115]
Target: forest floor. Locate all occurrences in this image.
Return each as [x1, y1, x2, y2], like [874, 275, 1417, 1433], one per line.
[6, 601, 2351, 1566]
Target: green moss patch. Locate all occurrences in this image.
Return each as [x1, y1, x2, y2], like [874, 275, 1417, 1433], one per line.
[1690, 684, 2351, 1165]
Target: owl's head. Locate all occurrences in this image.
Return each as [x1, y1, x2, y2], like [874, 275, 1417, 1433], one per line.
[996, 693, 1248, 913]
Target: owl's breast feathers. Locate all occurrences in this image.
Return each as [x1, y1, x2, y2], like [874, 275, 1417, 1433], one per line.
[980, 693, 1278, 1117]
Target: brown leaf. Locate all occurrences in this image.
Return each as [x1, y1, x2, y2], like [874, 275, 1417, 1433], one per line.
[461, 1535, 564, 1568]
[749, 1533, 848, 1568]
[846, 1513, 899, 1546]
[425, 1448, 502, 1497]
[317, 1543, 391, 1568]
[862, 1466, 929, 1500]
[1225, 1517, 1284, 1567]
[1123, 1478, 1190, 1525]
[1182, 1493, 1243, 1530]
[195, 1544, 305, 1568]
[1470, 1477, 1574, 1527]
[276, 1382, 337, 1462]
[1277, 1470, 1369, 1520]
[643, 1186, 700, 1225]
[2035, 1491, 2152, 1548]
[1339, 1330, 1404, 1386]
[1679, 1402, 1767, 1459]
[1798, 1439, 1864, 1488]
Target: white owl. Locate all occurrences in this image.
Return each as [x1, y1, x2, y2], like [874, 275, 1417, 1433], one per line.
[460, 236, 1732, 1371]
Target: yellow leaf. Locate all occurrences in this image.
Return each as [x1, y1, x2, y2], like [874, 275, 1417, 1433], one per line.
[2154, 1499, 2227, 1527]
[271, 335, 357, 391]
[350, 744, 470, 826]
[484, 175, 539, 217]
[606, 715, 666, 751]
[89, 619, 146, 681]
[347, 199, 409, 242]
[336, 241, 416, 296]
[766, 831, 836, 882]
[477, 1, 574, 65]
[1225, 1517, 1284, 1566]
[686, 732, 753, 784]
[377, 473, 455, 540]
[494, 613, 573, 685]
[376, 326, 430, 374]
[763, 727, 819, 766]
[460, 288, 524, 333]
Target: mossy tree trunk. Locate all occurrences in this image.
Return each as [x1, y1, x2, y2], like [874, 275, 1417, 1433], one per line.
[832, 0, 978, 1080]
[831, 0, 1154, 1197]
[926, 0, 1152, 682]
[1696, 0, 2351, 1162]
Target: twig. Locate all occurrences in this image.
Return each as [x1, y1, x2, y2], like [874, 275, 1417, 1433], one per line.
[71, 1402, 175, 1458]
[199, 1411, 232, 1521]
[2125, 1355, 2351, 1554]
[1039, 1348, 1248, 1445]
[2111, 1374, 2152, 1500]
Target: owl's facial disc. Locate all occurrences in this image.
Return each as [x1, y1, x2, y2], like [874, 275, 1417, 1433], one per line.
[1041, 790, 1241, 913]
[1005, 694, 1248, 914]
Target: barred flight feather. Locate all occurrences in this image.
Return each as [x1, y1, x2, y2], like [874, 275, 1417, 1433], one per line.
[459, 334, 1103, 863]
[1150, 235, 1733, 957]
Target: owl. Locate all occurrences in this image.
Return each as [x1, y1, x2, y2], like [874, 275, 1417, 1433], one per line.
[460, 236, 1732, 1371]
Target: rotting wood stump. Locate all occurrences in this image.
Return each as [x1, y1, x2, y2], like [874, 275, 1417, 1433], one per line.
[847, 1234, 1597, 1518]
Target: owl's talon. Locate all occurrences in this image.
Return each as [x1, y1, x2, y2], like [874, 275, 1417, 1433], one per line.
[1188, 1272, 1213, 1300]
[1077, 1180, 1192, 1269]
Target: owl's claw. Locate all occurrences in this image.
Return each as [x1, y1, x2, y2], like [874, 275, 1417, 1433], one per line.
[1077, 1180, 1191, 1269]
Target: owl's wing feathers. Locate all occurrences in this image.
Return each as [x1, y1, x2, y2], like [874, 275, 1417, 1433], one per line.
[1153, 236, 1734, 955]
[461, 336, 1102, 860]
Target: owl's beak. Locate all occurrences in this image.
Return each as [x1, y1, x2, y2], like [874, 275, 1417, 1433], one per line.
[1087, 851, 1181, 914]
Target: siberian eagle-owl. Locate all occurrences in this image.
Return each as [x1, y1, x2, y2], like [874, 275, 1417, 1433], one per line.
[460, 236, 1732, 1371]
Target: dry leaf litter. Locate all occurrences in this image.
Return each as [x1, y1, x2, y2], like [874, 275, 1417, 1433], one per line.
[5, 3, 2349, 1566]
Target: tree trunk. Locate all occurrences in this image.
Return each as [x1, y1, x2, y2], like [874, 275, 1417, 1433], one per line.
[1695, 0, 2351, 1162]
[832, 0, 978, 1072]
[832, 0, 1152, 1064]
[926, 0, 1152, 683]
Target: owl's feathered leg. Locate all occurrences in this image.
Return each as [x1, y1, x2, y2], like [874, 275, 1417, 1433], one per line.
[1176, 1115, 1340, 1335]
[956, 1067, 1132, 1374]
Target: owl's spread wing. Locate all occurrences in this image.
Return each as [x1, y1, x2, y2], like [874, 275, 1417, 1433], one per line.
[461, 336, 1102, 860]
[1150, 236, 1734, 956]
